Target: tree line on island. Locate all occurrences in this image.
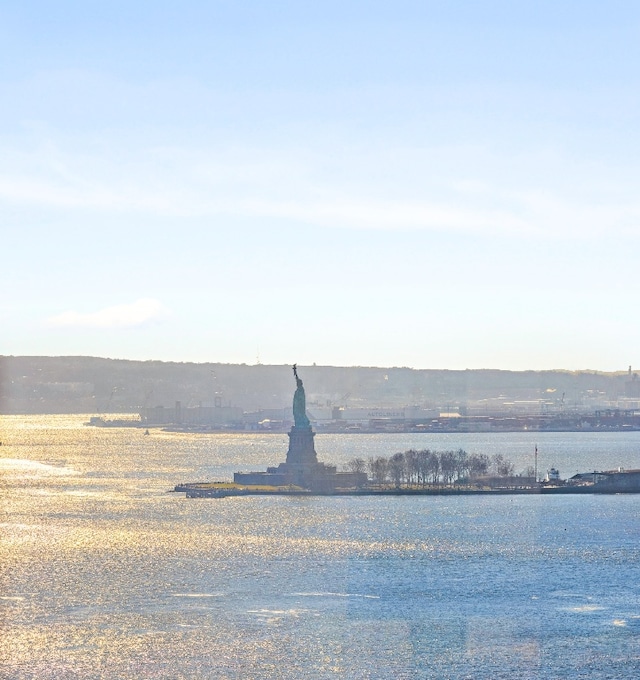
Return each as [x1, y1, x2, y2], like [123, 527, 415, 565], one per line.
[343, 449, 532, 488]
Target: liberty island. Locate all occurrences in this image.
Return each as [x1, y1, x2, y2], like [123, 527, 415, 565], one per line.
[174, 367, 640, 498]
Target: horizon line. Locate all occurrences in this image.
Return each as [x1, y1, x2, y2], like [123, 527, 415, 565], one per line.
[1, 354, 634, 375]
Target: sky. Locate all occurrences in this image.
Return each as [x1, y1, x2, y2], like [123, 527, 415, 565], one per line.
[1, 1, 639, 371]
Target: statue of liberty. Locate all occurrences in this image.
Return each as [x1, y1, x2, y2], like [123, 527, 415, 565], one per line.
[292, 364, 311, 428]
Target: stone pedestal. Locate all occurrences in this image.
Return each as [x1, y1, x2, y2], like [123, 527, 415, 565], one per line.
[282, 426, 318, 486]
[286, 426, 318, 468]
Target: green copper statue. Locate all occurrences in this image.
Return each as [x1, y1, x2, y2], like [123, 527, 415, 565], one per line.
[292, 364, 311, 428]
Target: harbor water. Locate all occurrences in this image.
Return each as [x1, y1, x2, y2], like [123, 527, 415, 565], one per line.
[1, 415, 639, 678]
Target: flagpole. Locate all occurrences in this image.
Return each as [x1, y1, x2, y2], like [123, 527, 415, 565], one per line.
[534, 444, 538, 482]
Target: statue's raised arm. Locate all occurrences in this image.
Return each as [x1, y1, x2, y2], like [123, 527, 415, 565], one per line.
[292, 364, 310, 428]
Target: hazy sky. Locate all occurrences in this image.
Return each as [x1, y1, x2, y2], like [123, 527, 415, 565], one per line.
[2, 1, 639, 371]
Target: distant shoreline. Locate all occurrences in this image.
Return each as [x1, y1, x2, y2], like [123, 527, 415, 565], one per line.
[87, 420, 640, 435]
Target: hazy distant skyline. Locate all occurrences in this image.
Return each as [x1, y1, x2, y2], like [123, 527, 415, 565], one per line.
[2, 2, 639, 371]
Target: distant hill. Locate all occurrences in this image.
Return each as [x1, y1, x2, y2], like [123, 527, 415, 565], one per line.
[0, 355, 633, 415]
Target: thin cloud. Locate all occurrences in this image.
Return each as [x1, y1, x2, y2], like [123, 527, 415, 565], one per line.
[3, 140, 639, 239]
[46, 298, 169, 329]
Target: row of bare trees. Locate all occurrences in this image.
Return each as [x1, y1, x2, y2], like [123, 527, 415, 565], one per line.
[344, 449, 516, 487]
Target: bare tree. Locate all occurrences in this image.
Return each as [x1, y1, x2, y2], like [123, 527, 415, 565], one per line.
[454, 448, 469, 481]
[416, 449, 430, 486]
[367, 456, 375, 480]
[388, 452, 406, 488]
[368, 456, 389, 485]
[491, 454, 515, 477]
[440, 450, 457, 485]
[468, 453, 490, 478]
[426, 450, 440, 484]
[347, 457, 366, 474]
[404, 449, 419, 486]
